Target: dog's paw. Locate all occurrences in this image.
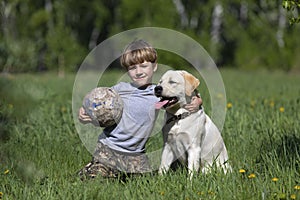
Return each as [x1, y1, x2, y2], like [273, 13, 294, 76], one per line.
[158, 168, 166, 175]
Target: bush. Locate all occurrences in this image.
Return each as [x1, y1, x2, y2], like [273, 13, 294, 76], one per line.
[0, 37, 38, 73]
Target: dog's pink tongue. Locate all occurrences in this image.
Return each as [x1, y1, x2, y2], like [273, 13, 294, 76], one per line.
[155, 100, 169, 109]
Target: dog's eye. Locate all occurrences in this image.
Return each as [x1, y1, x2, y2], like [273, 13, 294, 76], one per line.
[169, 80, 177, 84]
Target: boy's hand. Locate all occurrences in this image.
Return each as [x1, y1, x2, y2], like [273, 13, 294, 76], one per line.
[78, 107, 93, 124]
[184, 96, 203, 113]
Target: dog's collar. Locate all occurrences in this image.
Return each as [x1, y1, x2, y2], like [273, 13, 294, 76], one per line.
[194, 89, 200, 98]
[166, 89, 201, 124]
[166, 112, 191, 124]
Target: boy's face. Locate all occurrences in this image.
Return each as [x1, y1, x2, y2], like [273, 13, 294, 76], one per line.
[127, 61, 157, 87]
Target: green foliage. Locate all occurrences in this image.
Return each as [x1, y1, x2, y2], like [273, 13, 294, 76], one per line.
[1, 0, 300, 73]
[112, 0, 178, 32]
[45, 26, 85, 73]
[29, 9, 50, 29]
[0, 37, 38, 72]
[282, 0, 300, 24]
[234, 32, 292, 71]
[45, 2, 86, 75]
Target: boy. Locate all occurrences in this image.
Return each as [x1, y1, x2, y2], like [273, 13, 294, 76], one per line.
[78, 39, 202, 179]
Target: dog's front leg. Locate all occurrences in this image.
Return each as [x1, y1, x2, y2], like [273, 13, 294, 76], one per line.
[187, 146, 201, 179]
[159, 143, 175, 175]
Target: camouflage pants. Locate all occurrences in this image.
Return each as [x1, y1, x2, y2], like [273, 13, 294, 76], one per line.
[79, 142, 152, 179]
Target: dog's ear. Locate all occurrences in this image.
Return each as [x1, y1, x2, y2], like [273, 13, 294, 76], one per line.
[180, 70, 200, 96]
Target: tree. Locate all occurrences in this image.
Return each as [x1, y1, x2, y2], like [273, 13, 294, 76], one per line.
[0, 0, 39, 72]
[1, 0, 300, 73]
[282, 0, 300, 24]
[45, 1, 85, 77]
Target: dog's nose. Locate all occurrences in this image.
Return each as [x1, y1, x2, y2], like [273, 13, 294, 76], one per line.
[154, 85, 163, 96]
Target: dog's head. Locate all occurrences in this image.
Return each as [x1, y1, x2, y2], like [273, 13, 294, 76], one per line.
[155, 70, 200, 110]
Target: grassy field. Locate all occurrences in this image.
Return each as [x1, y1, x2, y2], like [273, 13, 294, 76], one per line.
[0, 69, 300, 200]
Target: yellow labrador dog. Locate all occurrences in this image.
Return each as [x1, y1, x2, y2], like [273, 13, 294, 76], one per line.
[155, 70, 231, 178]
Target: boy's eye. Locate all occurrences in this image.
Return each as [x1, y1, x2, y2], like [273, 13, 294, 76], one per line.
[128, 66, 136, 70]
[141, 64, 150, 68]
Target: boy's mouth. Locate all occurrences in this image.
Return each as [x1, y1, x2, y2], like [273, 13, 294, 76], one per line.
[135, 76, 146, 79]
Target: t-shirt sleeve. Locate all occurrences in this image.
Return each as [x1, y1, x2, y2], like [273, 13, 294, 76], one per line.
[111, 83, 122, 93]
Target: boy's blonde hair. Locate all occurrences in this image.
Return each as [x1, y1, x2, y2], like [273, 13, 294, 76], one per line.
[120, 39, 157, 69]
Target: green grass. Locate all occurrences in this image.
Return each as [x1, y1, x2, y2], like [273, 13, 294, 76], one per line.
[1, 69, 300, 200]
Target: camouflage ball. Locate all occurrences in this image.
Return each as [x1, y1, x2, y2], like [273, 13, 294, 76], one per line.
[82, 87, 123, 127]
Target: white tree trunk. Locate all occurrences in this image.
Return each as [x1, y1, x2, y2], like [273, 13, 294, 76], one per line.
[211, 2, 223, 44]
[45, 0, 53, 30]
[277, 6, 286, 48]
[240, 1, 248, 23]
[172, 0, 188, 27]
[88, 27, 100, 50]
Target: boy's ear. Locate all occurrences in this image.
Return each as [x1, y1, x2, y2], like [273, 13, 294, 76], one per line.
[153, 63, 158, 72]
[179, 70, 200, 96]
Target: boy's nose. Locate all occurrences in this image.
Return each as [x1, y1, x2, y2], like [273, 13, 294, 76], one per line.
[135, 66, 142, 74]
[135, 68, 142, 77]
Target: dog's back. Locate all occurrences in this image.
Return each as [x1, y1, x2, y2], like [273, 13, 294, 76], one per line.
[200, 114, 231, 173]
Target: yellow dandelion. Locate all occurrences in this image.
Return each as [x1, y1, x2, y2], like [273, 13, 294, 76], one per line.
[290, 194, 296, 200]
[160, 191, 165, 196]
[272, 177, 279, 182]
[294, 185, 300, 190]
[197, 191, 204, 195]
[278, 193, 286, 199]
[250, 100, 256, 108]
[227, 103, 233, 109]
[269, 100, 275, 108]
[217, 93, 224, 99]
[8, 104, 13, 109]
[60, 106, 67, 113]
[279, 107, 285, 112]
[4, 169, 9, 174]
[239, 169, 246, 173]
[0, 192, 3, 196]
[248, 173, 256, 179]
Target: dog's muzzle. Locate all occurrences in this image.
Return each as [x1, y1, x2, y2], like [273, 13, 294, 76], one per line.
[154, 85, 179, 109]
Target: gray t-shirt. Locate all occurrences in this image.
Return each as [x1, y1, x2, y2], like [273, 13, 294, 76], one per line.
[99, 82, 159, 154]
